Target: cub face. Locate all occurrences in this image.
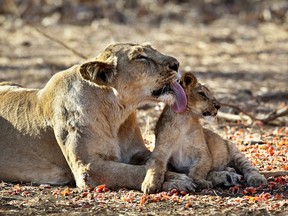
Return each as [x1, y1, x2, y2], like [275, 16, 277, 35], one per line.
[79, 43, 185, 109]
[180, 72, 221, 117]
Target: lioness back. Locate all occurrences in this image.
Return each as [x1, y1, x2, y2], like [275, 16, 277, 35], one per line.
[0, 81, 73, 184]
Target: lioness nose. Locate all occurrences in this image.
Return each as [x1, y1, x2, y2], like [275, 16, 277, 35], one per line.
[168, 61, 179, 71]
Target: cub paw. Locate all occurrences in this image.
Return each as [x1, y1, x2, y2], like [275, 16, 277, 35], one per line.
[194, 179, 213, 189]
[225, 167, 236, 173]
[223, 171, 242, 187]
[141, 172, 164, 194]
[162, 172, 196, 192]
[246, 174, 267, 187]
[207, 170, 242, 187]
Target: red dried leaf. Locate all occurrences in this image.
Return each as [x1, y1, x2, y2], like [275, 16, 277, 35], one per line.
[52, 189, 60, 195]
[245, 196, 259, 203]
[81, 191, 90, 198]
[243, 187, 257, 195]
[140, 195, 147, 206]
[268, 146, 274, 156]
[185, 200, 192, 208]
[13, 184, 22, 192]
[273, 193, 283, 200]
[229, 185, 240, 193]
[258, 192, 271, 201]
[94, 184, 109, 193]
[61, 187, 70, 196]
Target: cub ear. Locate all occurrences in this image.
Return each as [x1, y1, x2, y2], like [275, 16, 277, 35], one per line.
[79, 57, 117, 85]
[180, 72, 198, 88]
[128, 45, 144, 60]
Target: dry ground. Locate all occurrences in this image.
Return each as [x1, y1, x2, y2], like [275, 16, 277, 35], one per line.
[0, 12, 287, 215]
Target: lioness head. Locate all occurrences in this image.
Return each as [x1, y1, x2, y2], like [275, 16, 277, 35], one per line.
[79, 43, 187, 112]
[180, 72, 221, 117]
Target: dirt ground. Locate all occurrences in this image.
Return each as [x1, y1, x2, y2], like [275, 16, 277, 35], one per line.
[0, 1, 288, 215]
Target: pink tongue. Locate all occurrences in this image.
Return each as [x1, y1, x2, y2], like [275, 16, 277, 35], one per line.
[170, 82, 187, 113]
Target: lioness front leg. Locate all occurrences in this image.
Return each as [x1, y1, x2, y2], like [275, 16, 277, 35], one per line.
[142, 142, 173, 194]
[141, 157, 167, 194]
[118, 112, 151, 165]
[54, 127, 147, 189]
[89, 157, 195, 192]
[54, 127, 194, 190]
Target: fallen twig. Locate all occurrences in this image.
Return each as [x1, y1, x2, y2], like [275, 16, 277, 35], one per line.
[217, 111, 252, 123]
[33, 26, 88, 60]
[260, 171, 288, 178]
[220, 103, 288, 124]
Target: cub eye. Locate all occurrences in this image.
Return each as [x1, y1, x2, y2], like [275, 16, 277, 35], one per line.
[198, 92, 206, 98]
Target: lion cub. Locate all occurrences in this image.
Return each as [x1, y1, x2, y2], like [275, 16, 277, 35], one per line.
[142, 72, 267, 194]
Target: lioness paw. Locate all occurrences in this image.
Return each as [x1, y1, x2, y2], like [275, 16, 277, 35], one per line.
[246, 174, 267, 187]
[162, 172, 196, 192]
[141, 173, 163, 194]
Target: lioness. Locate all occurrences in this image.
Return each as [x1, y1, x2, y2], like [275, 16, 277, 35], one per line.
[0, 43, 195, 191]
[142, 72, 267, 194]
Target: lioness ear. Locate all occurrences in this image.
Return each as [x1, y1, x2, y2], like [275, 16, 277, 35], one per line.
[181, 72, 198, 88]
[79, 57, 117, 85]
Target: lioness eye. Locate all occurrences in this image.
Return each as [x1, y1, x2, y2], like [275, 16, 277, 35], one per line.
[136, 55, 147, 60]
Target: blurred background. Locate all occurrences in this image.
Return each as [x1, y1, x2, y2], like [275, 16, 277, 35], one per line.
[1, 0, 287, 25]
[0, 0, 287, 126]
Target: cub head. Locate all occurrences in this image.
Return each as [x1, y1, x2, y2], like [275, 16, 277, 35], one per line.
[180, 72, 221, 117]
[79, 43, 186, 112]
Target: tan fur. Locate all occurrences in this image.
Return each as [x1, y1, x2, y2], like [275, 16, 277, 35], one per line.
[0, 43, 194, 190]
[142, 72, 267, 194]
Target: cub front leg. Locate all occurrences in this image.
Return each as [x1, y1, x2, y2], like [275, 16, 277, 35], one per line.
[188, 149, 213, 189]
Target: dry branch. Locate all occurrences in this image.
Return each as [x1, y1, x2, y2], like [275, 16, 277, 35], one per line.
[258, 91, 288, 102]
[33, 26, 88, 60]
[220, 103, 288, 124]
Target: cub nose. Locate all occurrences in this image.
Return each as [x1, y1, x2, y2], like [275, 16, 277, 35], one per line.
[214, 102, 221, 110]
